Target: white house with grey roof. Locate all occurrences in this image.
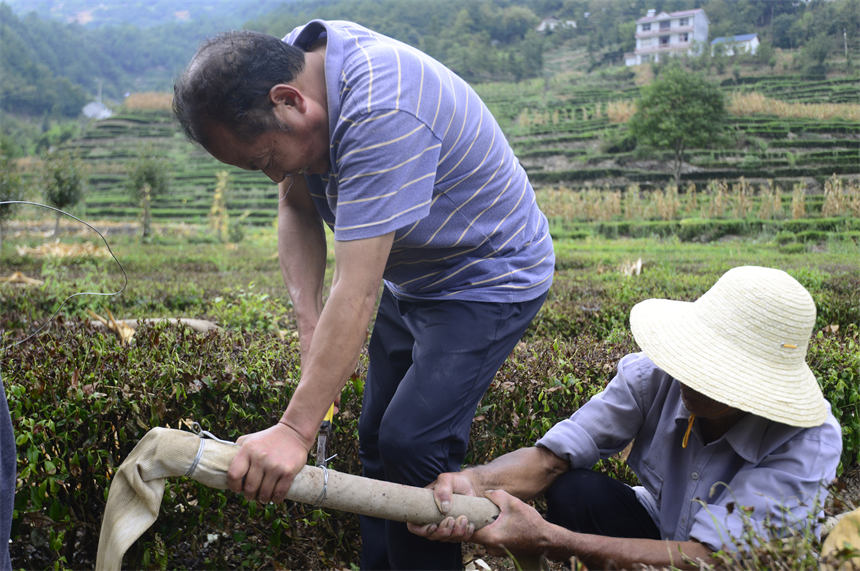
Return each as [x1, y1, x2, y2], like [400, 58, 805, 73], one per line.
[711, 33, 760, 56]
[625, 8, 709, 66]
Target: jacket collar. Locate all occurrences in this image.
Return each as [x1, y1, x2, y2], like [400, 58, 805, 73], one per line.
[671, 381, 803, 463]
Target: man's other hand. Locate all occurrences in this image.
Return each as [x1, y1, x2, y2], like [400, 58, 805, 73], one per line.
[429, 471, 480, 514]
[227, 422, 311, 503]
[407, 470, 480, 539]
[408, 488, 548, 557]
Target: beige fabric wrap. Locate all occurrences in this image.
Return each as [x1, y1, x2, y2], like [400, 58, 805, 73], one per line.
[820, 507, 860, 570]
[96, 427, 499, 571]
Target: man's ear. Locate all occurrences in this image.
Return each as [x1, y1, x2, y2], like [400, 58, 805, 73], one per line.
[268, 84, 306, 113]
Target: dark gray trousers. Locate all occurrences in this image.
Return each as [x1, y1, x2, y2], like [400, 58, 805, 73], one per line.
[0, 372, 14, 570]
[358, 289, 547, 570]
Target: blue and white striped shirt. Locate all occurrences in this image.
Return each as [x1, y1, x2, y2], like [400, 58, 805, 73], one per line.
[285, 21, 554, 303]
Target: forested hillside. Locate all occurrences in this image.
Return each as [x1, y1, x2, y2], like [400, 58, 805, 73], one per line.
[250, 0, 547, 83]
[3, 0, 857, 115]
[1, 0, 857, 157]
[249, 0, 860, 77]
[0, 1, 274, 111]
[3, 0, 286, 28]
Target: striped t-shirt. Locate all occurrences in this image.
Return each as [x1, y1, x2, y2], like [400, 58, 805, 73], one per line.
[284, 20, 554, 303]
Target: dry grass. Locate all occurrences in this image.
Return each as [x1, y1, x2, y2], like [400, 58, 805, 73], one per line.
[13, 156, 44, 173]
[729, 92, 860, 121]
[632, 64, 654, 86]
[607, 100, 636, 124]
[823, 174, 860, 217]
[653, 184, 680, 221]
[758, 180, 783, 220]
[608, 91, 860, 125]
[536, 177, 859, 222]
[791, 182, 807, 219]
[123, 92, 173, 112]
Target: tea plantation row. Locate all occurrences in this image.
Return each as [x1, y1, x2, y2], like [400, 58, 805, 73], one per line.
[22, 69, 855, 228]
[1, 230, 858, 568]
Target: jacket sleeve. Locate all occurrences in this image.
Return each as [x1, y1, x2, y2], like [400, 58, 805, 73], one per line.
[536, 352, 666, 469]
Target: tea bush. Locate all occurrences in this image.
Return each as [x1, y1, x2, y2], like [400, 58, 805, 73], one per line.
[2, 231, 859, 569]
[6, 313, 857, 568]
[3, 321, 349, 568]
[810, 324, 860, 467]
[207, 283, 291, 331]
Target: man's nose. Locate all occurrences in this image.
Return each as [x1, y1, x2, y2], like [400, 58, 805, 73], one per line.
[263, 168, 285, 184]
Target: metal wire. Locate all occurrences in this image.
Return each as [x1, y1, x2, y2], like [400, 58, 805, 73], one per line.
[189, 421, 236, 446]
[185, 438, 207, 477]
[0, 200, 128, 352]
[314, 464, 330, 506]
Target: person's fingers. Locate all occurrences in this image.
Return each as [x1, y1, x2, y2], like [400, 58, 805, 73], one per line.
[406, 521, 437, 537]
[435, 516, 458, 539]
[255, 472, 278, 504]
[226, 449, 250, 494]
[407, 513, 478, 543]
[241, 462, 264, 500]
[432, 476, 455, 514]
[452, 515, 475, 537]
[271, 474, 295, 504]
[431, 516, 474, 542]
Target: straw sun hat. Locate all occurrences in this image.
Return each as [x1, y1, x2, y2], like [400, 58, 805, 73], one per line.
[629, 265, 827, 428]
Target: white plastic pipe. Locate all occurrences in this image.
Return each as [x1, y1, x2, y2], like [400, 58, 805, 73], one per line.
[96, 427, 499, 571]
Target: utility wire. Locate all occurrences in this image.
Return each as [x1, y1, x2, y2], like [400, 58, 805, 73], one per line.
[0, 201, 128, 352]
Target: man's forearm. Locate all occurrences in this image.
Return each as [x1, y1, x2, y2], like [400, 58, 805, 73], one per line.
[469, 446, 568, 500]
[279, 281, 379, 446]
[538, 526, 713, 570]
[279, 232, 394, 448]
[278, 177, 327, 351]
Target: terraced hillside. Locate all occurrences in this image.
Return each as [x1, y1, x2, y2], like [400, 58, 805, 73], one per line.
[69, 111, 275, 225]
[476, 72, 859, 191]
[55, 70, 859, 227]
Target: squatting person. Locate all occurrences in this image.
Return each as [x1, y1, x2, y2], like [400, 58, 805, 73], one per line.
[172, 21, 554, 569]
[409, 265, 842, 569]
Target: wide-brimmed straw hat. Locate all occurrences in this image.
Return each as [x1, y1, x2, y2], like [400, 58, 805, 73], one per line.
[629, 265, 827, 427]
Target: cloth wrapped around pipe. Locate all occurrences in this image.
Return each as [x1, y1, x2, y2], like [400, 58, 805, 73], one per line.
[96, 427, 499, 571]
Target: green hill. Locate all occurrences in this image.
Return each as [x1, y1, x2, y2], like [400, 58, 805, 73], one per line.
[62, 111, 275, 226]
[5, 0, 857, 227]
[43, 64, 857, 229]
[485, 71, 859, 191]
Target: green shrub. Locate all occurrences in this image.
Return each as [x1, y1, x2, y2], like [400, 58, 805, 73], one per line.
[599, 128, 637, 154]
[809, 325, 860, 469]
[779, 242, 807, 254]
[207, 283, 291, 331]
[775, 230, 797, 245]
[796, 230, 829, 243]
[5, 321, 344, 569]
[3, 232, 858, 569]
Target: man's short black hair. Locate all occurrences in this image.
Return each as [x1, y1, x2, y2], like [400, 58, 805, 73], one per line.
[173, 30, 306, 146]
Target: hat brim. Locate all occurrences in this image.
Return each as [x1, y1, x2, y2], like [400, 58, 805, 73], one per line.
[630, 298, 827, 428]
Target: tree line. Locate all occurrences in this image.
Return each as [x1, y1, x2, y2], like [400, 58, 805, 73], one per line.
[0, 0, 857, 122]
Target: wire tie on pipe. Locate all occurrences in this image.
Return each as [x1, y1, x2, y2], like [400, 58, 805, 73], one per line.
[185, 421, 237, 478]
[190, 421, 237, 445]
[186, 438, 206, 477]
[314, 465, 329, 505]
[313, 454, 338, 505]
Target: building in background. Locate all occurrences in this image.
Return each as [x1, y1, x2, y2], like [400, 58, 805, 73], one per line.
[536, 17, 577, 33]
[711, 33, 760, 56]
[625, 8, 709, 66]
[82, 80, 112, 120]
